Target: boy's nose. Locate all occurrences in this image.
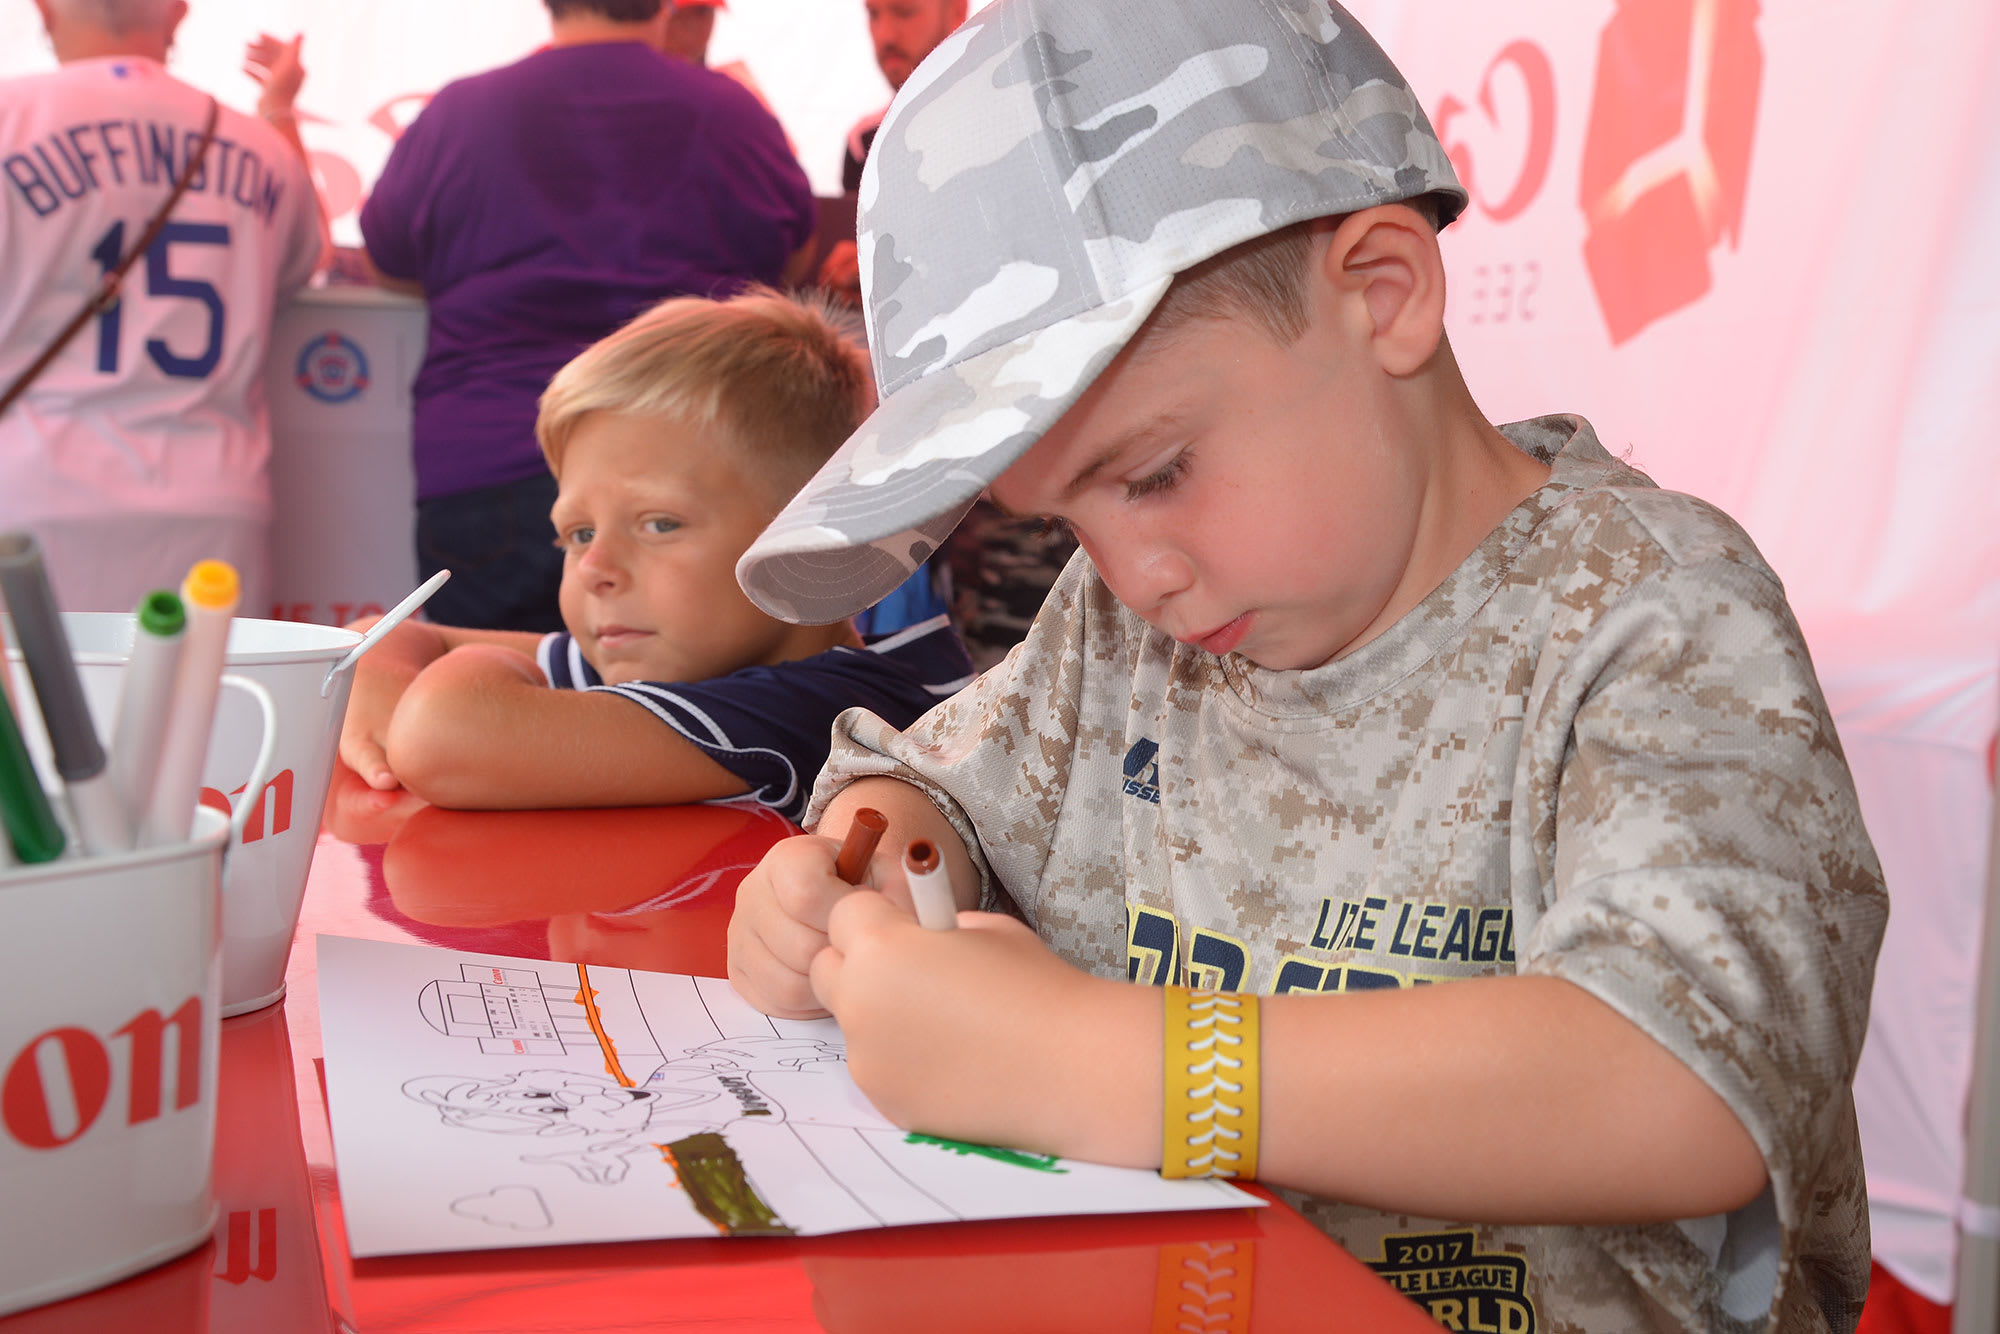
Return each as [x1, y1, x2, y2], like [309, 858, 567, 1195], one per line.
[577, 536, 629, 585]
[1088, 530, 1194, 619]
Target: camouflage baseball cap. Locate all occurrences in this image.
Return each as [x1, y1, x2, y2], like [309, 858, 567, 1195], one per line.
[739, 0, 1466, 623]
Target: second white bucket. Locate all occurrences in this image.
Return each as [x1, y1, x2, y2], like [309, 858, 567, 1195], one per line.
[6, 614, 364, 1015]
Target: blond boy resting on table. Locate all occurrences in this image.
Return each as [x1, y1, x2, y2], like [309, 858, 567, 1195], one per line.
[723, 2, 1888, 1330]
[339, 291, 973, 816]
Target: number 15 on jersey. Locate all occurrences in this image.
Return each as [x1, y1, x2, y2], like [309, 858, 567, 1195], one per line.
[90, 219, 230, 380]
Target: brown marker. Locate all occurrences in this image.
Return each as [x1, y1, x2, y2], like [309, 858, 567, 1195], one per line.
[832, 807, 888, 884]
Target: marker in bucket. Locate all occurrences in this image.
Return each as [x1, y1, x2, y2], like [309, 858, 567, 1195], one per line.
[142, 560, 238, 847]
[0, 531, 132, 855]
[0, 684, 63, 865]
[109, 589, 187, 822]
[902, 839, 959, 930]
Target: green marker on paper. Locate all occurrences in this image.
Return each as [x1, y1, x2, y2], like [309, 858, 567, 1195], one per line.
[0, 683, 65, 864]
[904, 1132, 1068, 1173]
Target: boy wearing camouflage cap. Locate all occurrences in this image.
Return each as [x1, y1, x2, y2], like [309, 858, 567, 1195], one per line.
[727, 2, 1886, 1329]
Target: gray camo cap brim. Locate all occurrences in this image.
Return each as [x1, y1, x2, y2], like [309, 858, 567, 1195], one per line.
[738, 0, 1466, 624]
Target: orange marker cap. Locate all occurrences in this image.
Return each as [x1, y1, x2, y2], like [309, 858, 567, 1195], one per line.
[182, 559, 239, 610]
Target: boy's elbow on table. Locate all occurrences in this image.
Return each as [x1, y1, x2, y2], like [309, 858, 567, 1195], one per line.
[382, 656, 536, 807]
[382, 713, 492, 807]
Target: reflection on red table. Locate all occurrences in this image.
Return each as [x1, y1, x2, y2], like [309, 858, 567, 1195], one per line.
[1, 766, 1440, 1332]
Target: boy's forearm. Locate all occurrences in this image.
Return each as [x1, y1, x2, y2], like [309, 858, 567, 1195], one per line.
[386, 645, 754, 810]
[1252, 975, 1767, 1222]
[350, 622, 542, 731]
[817, 775, 980, 910]
[351, 617, 449, 684]
[384, 646, 549, 805]
[1042, 972, 1765, 1222]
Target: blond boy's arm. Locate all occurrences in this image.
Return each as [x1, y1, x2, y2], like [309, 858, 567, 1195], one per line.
[338, 618, 542, 788]
[381, 643, 752, 809]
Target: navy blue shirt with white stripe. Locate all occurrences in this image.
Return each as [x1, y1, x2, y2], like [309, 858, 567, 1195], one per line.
[536, 615, 975, 824]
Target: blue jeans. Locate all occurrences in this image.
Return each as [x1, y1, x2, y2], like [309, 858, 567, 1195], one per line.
[416, 472, 565, 632]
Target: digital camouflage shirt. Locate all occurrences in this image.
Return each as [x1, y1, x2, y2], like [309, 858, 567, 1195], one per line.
[809, 416, 1887, 1334]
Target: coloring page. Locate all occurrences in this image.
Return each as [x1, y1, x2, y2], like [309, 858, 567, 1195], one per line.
[316, 935, 1260, 1255]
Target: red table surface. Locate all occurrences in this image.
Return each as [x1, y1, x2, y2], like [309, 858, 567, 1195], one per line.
[3, 766, 1442, 1333]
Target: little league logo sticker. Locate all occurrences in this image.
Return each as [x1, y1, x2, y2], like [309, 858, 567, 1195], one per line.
[1365, 1229, 1538, 1332]
[296, 332, 370, 404]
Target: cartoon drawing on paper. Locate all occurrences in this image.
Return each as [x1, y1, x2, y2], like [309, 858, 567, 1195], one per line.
[402, 960, 887, 1233]
[406, 1068, 676, 1187]
[315, 935, 1262, 1258]
[449, 1185, 553, 1232]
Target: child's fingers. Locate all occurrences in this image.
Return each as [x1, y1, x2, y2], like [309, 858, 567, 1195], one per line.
[806, 940, 846, 1014]
[749, 902, 833, 979]
[338, 730, 396, 790]
[768, 833, 862, 931]
[824, 884, 912, 951]
[727, 841, 849, 1015]
[726, 910, 829, 1018]
[729, 940, 828, 1019]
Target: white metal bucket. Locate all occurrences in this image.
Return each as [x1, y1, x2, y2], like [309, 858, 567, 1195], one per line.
[7, 613, 360, 1015]
[0, 806, 245, 1316]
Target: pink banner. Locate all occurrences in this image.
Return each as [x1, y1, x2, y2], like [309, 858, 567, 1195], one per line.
[1372, 0, 2000, 632]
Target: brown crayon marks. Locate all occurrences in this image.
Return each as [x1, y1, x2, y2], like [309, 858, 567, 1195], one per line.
[660, 1132, 795, 1236]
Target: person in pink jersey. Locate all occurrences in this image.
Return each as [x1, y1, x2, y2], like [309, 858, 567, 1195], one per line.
[0, 0, 322, 612]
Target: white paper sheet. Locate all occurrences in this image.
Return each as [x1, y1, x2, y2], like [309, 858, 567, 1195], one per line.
[316, 934, 1262, 1256]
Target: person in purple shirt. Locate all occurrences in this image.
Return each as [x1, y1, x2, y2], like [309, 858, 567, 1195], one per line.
[361, 0, 816, 632]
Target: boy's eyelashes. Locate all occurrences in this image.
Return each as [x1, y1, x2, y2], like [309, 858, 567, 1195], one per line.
[1123, 449, 1190, 502]
[550, 516, 684, 551]
[1021, 452, 1191, 537]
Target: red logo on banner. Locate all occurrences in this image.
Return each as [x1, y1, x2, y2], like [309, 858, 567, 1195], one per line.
[1434, 41, 1557, 224]
[1578, 0, 1764, 343]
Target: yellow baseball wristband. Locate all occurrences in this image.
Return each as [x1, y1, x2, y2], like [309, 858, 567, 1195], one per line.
[1160, 985, 1261, 1180]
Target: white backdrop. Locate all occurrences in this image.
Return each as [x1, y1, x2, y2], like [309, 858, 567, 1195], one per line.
[0, 0, 996, 238]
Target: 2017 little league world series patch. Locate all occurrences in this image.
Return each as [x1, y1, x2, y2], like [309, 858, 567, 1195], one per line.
[1365, 1229, 1537, 1332]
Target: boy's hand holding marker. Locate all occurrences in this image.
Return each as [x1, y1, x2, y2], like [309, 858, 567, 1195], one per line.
[728, 790, 1158, 1163]
[811, 867, 1158, 1166]
[729, 784, 973, 1012]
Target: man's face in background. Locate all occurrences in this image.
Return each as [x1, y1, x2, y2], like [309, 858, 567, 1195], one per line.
[865, 0, 967, 91]
[663, 0, 719, 65]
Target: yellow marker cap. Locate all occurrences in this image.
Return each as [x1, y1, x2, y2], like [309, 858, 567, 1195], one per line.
[182, 559, 240, 610]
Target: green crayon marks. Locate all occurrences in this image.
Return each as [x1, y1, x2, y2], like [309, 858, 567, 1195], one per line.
[905, 1132, 1068, 1173]
[662, 1132, 795, 1236]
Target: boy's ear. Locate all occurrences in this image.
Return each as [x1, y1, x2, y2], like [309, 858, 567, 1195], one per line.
[1316, 204, 1447, 377]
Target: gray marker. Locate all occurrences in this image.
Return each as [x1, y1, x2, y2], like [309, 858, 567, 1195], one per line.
[0, 532, 133, 856]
